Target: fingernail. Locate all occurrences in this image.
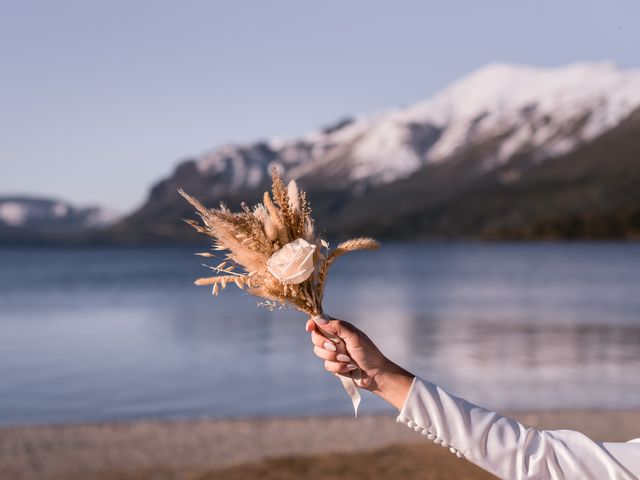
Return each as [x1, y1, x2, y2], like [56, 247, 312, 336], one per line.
[346, 363, 358, 370]
[323, 341, 337, 352]
[313, 313, 330, 324]
[337, 354, 351, 363]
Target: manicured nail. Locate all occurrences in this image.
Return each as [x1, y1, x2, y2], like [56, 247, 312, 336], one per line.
[346, 363, 358, 370]
[313, 313, 330, 324]
[323, 341, 337, 352]
[337, 354, 351, 363]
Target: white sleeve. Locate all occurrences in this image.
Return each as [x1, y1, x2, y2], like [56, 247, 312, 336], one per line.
[396, 376, 639, 480]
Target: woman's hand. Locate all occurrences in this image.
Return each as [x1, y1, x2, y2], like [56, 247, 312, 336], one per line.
[305, 316, 415, 410]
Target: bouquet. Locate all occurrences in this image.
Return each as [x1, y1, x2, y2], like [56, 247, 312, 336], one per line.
[179, 168, 379, 415]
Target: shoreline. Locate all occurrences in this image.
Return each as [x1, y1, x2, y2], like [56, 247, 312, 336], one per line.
[2, 409, 639, 480]
[4, 405, 640, 430]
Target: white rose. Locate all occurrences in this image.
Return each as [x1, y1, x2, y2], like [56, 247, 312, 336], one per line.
[267, 238, 316, 284]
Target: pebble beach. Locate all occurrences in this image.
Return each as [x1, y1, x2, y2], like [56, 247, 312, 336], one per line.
[2, 410, 639, 480]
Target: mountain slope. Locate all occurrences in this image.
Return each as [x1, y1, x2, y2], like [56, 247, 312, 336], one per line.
[327, 107, 640, 239]
[115, 62, 640, 242]
[0, 197, 117, 244]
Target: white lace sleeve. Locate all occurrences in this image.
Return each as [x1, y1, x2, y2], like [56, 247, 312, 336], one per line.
[396, 376, 639, 480]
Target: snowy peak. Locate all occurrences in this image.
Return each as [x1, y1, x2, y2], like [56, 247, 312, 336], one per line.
[409, 62, 640, 160]
[188, 62, 640, 195]
[0, 197, 117, 230]
[377, 61, 640, 165]
[410, 61, 640, 122]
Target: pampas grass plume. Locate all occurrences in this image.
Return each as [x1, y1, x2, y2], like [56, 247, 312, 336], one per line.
[287, 180, 300, 213]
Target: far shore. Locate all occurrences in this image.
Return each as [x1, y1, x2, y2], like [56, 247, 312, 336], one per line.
[2, 410, 639, 480]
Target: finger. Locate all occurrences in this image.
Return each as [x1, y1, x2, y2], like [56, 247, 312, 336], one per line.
[312, 322, 341, 344]
[313, 317, 359, 344]
[310, 330, 325, 347]
[311, 330, 348, 354]
[311, 330, 338, 351]
[305, 319, 316, 332]
[313, 346, 353, 363]
[324, 360, 359, 374]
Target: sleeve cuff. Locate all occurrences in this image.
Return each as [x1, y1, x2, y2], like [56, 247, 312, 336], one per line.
[396, 375, 418, 423]
[396, 375, 433, 431]
[395, 376, 465, 459]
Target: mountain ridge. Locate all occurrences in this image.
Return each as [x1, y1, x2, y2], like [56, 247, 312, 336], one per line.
[0, 196, 117, 245]
[112, 61, 640, 243]
[3, 61, 640, 244]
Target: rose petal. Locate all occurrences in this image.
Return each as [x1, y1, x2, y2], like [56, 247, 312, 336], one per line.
[267, 238, 317, 285]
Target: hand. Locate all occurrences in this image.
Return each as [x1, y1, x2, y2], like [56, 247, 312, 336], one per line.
[305, 316, 415, 410]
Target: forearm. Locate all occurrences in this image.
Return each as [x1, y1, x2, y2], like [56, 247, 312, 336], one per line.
[370, 359, 415, 410]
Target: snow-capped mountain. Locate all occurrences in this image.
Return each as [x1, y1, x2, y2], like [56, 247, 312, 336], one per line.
[181, 62, 640, 193]
[79, 62, 640, 241]
[0, 197, 117, 243]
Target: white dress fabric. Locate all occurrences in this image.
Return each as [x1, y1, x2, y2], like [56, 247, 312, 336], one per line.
[397, 376, 640, 479]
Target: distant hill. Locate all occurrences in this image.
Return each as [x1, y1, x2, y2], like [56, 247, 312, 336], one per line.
[113, 62, 640, 243]
[0, 197, 117, 245]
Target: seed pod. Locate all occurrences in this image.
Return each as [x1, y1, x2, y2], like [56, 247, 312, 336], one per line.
[264, 215, 279, 241]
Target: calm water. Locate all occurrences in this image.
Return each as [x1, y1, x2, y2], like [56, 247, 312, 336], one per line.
[1, 243, 639, 426]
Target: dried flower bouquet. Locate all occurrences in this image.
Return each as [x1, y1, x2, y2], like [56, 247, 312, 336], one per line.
[179, 168, 379, 414]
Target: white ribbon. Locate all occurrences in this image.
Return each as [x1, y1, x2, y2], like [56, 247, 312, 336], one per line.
[313, 315, 362, 417]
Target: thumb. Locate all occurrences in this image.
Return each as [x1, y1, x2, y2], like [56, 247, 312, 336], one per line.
[312, 315, 359, 344]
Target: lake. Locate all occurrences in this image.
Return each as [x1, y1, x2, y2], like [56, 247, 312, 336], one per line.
[1, 243, 639, 426]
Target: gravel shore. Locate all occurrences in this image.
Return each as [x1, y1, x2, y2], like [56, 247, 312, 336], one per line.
[2, 410, 639, 480]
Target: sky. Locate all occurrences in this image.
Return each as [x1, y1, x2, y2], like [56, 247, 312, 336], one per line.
[1, 0, 639, 213]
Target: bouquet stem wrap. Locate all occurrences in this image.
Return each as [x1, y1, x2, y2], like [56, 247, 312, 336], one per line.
[314, 315, 362, 417]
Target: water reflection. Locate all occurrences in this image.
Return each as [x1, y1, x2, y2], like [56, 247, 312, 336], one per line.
[0, 243, 639, 425]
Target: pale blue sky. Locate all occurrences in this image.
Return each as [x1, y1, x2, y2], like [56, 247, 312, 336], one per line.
[2, 0, 638, 212]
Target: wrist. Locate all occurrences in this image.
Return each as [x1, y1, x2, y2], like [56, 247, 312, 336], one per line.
[371, 358, 415, 410]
